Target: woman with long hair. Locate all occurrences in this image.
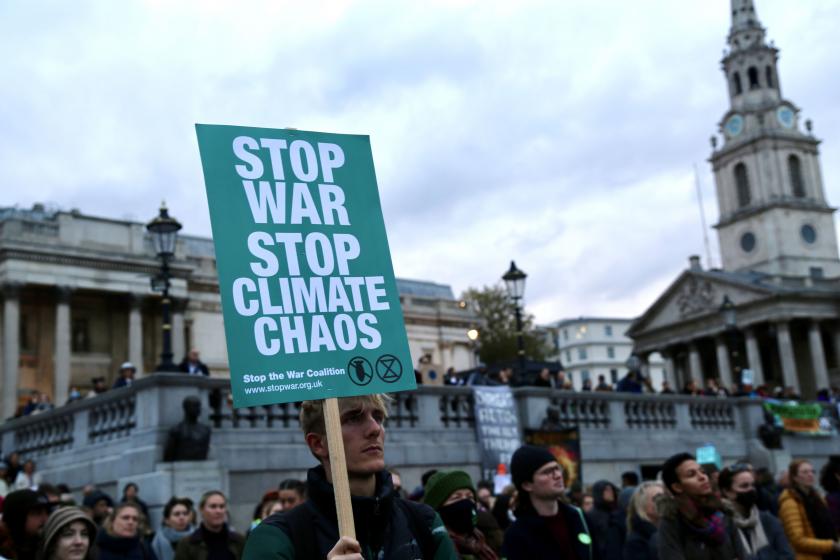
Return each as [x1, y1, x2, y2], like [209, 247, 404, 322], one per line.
[778, 459, 840, 560]
[38, 507, 96, 560]
[623, 481, 665, 560]
[93, 503, 156, 560]
[718, 464, 793, 560]
[151, 497, 194, 560]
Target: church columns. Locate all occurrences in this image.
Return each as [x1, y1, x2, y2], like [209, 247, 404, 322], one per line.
[744, 327, 765, 386]
[662, 351, 677, 391]
[3, 283, 21, 419]
[715, 335, 734, 390]
[808, 320, 830, 392]
[775, 321, 800, 393]
[128, 295, 144, 377]
[688, 343, 702, 382]
[54, 286, 73, 406]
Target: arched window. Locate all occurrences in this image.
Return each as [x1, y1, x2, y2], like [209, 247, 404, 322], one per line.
[733, 72, 743, 95]
[735, 163, 751, 207]
[789, 155, 805, 197]
[748, 67, 760, 89]
[765, 66, 774, 88]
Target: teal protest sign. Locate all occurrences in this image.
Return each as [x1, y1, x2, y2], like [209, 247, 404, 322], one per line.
[195, 124, 414, 407]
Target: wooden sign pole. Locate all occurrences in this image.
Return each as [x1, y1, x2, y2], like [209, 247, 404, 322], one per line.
[323, 397, 356, 539]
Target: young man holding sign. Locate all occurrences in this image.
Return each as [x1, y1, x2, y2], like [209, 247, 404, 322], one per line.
[243, 394, 457, 559]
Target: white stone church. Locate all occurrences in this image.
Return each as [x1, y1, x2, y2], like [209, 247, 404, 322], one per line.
[628, 0, 840, 399]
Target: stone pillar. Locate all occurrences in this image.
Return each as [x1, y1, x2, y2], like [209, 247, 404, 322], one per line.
[744, 327, 765, 386]
[128, 295, 144, 377]
[3, 284, 21, 419]
[715, 335, 734, 389]
[172, 299, 186, 366]
[808, 320, 830, 392]
[662, 350, 678, 391]
[776, 321, 799, 394]
[54, 286, 73, 406]
[688, 343, 702, 382]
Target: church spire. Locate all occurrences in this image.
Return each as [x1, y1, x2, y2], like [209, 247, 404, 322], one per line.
[728, 0, 766, 52]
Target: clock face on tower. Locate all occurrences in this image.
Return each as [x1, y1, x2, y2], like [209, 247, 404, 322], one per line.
[725, 114, 744, 137]
[777, 106, 795, 129]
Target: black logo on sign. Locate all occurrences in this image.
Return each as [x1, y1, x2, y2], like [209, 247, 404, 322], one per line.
[375, 354, 403, 383]
[347, 357, 373, 386]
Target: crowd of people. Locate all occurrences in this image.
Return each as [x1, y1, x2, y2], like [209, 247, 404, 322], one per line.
[1, 391, 840, 559]
[437, 365, 840, 405]
[14, 350, 211, 418]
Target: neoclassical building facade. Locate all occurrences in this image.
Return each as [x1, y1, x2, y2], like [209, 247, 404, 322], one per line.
[628, 0, 840, 398]
[0, 205, 477, 418]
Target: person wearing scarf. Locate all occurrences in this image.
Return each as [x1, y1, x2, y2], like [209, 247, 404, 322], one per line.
[422, 470, 499, 560]
[778, 460, 840, 560]
[657, 452, 747, 560]
[719, 464, 793, 560]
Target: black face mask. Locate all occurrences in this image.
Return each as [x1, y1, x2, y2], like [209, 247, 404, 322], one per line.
[438, 499, 477, 535]
[735, 489, 758, 510]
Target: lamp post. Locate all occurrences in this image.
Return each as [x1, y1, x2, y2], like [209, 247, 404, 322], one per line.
[146, 203, 182, 372]
[502, 261, 527, 382]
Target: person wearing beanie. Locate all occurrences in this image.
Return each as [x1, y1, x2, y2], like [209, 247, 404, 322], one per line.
[0, 489, 51, 559]
[423, 471, 499, 559]
[38, 507, 97, 560]
[657, 452, 747, 560]
[501, 445, 596, 560]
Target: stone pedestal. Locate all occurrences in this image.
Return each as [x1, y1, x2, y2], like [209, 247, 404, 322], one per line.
[125, 461, 226, 529]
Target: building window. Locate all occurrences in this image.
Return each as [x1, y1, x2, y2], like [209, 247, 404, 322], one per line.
[748, 66, 759, 89]
[581, 370, 591, 382]
[607, 346, 615, 359]
[801, 224, 817, 244]
[565, 350, 572, 363]
[734, 163, 751, 207]
[20, 315, 34, 353]
[788, 155, 805, 197]
[733, 72, 742, 95]
[578, 347, 588, 360]
[765, 66, 774, 88]
[604, 325, 613, 336]
[72, 318, 91, 353]
[610, 369, 618, 383]
[563, 329, 569, 341]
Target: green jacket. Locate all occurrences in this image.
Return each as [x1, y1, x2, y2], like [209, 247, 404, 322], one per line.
[243, 466, 457, 559]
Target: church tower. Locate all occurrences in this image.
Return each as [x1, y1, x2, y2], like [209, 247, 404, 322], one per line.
[710, 0, 840, 278]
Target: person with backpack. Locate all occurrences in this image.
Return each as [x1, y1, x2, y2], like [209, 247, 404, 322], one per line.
[243, 395, 457, 559]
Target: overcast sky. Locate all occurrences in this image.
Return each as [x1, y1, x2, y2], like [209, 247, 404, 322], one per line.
[2, 0, 839, 324]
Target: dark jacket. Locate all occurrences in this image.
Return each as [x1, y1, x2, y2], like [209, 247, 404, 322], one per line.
[179, 360, 210, 376]
[657, 494, 747, 560]
[501, 499, 597, 560]
[623, 515, 658, 560]
[589, 480, 624, 560]
[174, 524, 245, 560]
[95, 531, 157, 560]
[243, 466, 457, 559]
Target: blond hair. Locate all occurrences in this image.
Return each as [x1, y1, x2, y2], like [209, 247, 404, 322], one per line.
[299, 394, 391, 435]
[627, 481, 665, 532]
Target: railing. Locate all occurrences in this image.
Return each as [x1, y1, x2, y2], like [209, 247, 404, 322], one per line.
[0, 374, 817, 460]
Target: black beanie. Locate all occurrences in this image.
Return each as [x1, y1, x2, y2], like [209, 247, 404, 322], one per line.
[511, 445, 556, 491]
[2, 490, 49, 539]
[662, 452, 695, 494]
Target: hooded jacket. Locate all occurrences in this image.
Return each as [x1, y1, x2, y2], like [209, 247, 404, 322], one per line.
[243, 466, 456, 559]
[589, 480, 624, 560]
[656, 492, 746, 560]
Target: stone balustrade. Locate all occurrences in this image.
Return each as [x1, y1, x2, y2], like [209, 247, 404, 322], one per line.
[0, 374, 836, 531]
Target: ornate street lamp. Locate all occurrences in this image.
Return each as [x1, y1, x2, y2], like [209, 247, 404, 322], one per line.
[147, 203, 182, 372]
[720, 295, 737, 330]
[502, 261, 527, 382]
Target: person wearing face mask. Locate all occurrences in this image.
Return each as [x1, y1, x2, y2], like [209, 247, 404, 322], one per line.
[778, 460, 840, 560]
[422, 471, 499, 560]
[718, 465, 793, 560]
[38, 507, 97, 560]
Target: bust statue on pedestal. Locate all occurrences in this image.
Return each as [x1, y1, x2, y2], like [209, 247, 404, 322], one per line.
[163, 396, 211, 461]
